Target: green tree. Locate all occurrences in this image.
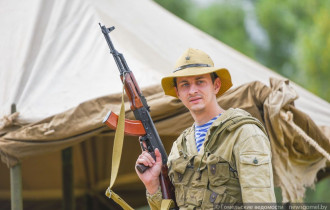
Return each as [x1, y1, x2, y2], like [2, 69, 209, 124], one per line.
[190, 2, 256, 58]
[254, 0, 330, 101]
[294, 6, 330, 101]
[255, 0, 310, 77]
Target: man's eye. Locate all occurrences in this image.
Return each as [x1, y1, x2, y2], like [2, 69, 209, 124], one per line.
[197, 80, 204, 84]
[181, 83, 189, 87]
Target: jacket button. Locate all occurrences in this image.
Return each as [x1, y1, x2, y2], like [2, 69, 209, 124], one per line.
[253, 158, 258, 164]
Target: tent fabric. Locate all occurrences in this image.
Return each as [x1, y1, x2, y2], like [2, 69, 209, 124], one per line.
[1, 0, 330, 126]
[0, 84, 186, 167]
[1, 78, 329, 205]
[0, 0, 163, 124]
[263, 79, 329, 202]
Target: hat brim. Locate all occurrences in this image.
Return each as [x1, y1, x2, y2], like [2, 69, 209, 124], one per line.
[161, 67, 232, 98]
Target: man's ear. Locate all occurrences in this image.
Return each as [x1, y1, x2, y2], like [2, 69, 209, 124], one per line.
[214, 77, 221, 94]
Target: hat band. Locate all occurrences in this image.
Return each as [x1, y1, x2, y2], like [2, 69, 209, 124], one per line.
[173, 64, 211, 73]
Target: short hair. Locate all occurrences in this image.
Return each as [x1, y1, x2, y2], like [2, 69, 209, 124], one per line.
[173, 72, 218, 88]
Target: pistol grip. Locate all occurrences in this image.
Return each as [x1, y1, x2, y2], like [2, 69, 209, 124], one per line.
[136, 164, 149, 173]
[136, 151, 156, 174]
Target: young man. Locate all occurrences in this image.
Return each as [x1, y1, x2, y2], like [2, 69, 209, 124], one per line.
[136, 48, 276, 209]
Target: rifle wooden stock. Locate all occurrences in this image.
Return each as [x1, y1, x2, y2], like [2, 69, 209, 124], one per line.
[160, 165, 176, 200]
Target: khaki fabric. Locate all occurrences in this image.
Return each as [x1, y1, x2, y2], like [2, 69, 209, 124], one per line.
[263, 78, 330, 202]
[0, 78, 329, 208]
[147, 108, 276, 209]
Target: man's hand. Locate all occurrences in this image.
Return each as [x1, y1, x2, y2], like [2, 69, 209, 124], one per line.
[135, 148, 162, 195]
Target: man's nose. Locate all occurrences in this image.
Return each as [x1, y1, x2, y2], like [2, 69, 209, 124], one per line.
[188, 83, 198, 95]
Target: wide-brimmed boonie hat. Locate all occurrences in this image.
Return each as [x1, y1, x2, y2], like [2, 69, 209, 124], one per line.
[161, 48, 232, 98]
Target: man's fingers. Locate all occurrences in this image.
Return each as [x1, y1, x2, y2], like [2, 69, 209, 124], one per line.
[142, 151, 156, 164]
[136, 149, 162, 169]
[136, 155, 150, 167]
[154, 148, 162, 164]
[137, 152, 154, 167]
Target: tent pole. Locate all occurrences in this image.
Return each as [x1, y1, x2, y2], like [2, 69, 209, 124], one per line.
[10, 163, 23, 210]
[62, 147, 75, 210]
[10, 104, 23, 210]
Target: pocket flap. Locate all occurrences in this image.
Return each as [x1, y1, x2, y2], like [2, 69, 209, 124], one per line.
[240, 154, 270, 166]
[172, 155, 195, 174]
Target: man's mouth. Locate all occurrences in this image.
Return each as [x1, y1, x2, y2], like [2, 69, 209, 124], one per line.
[189, 96, 202, 103]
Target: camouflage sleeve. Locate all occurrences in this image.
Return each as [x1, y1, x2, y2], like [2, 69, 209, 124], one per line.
[146, 187, 162, 210]
[233, 124, 276, 203]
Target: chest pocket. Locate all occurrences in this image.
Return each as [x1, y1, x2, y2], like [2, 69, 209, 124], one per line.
[239, 154, 271, 188]
[205, 154, 240, 206]
[169, 155, 195, 206]
[169, 155, 195, 185]
[207, 154, 231, 188]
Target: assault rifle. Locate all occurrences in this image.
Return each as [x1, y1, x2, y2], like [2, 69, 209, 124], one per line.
[99, 23, 177, 208]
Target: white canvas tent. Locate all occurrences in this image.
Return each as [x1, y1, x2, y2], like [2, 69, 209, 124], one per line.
[1, 0, 330, 125]
[1, 0, 329, 209]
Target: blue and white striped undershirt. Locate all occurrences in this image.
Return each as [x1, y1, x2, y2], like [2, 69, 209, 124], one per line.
[194, 114, 221, 152]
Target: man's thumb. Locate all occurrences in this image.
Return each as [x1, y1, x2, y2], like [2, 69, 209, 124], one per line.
[154, 148, 162, 164]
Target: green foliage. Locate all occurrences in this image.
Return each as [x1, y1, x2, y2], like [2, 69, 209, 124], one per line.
[190, 2, 257, 58]
[294, 5, 330, 101]
[254, 0, 330, 101]
[304, 177, 330, 202]
[255, 0, 298, 76]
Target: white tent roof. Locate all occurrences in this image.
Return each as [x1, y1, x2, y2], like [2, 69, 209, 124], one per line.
[1, 0, 329, 126]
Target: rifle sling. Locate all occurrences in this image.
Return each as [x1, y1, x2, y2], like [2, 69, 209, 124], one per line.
[105, 77, 134, 210]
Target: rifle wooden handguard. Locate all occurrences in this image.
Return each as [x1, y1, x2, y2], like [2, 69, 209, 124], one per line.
[103, 111, 146, 136]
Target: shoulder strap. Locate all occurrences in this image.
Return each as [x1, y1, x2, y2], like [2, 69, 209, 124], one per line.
[105, 79, 134, 210]
[175, 127, 191, 157]
[227, 115, 267, 136]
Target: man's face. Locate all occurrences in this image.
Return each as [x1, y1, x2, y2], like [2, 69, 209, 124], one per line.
[175, 74, 221, 114]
